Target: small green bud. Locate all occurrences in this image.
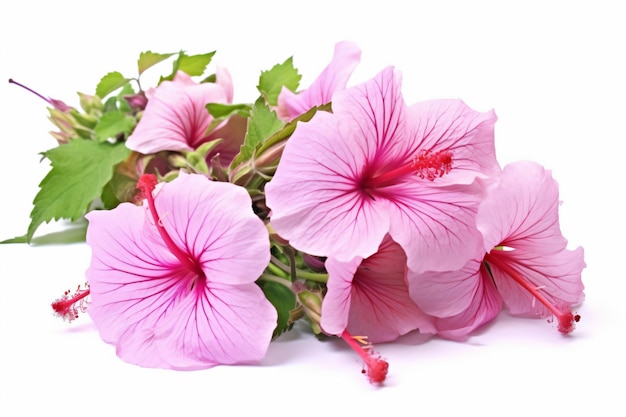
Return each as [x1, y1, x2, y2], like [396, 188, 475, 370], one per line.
[168, 153, 188, 168]
[74, 126, 94, 140]
[78, 92, 103, 113]
[296, 287, 323, 334]
[70, 109, 98, 129]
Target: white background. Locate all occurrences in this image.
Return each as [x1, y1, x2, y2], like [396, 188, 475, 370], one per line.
[1, 1, 624, 416]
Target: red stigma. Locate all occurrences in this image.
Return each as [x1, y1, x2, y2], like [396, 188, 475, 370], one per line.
[340, 330, 389, 385]
[412, 149, 453, 181]
[556, 310, 578, 334]
[51, 284, 90, 322]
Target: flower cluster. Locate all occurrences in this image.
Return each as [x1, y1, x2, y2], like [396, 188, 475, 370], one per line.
[8, 41, 585, 385]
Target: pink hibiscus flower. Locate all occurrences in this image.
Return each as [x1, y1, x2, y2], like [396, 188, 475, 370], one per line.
[126, 69, 244, 165]
[276, 40, 361, 121]
[265, 66, 499, 273]
[85, 172, 277, 369]
[408, 161, 585, 340]
[321, 234, 436, 343]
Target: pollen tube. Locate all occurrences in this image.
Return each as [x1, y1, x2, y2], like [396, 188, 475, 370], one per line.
[367, 149, 453, 189]
[484, 251, 579, 334]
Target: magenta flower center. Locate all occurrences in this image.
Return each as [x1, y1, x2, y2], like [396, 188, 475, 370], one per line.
[136, 174, 206, 283]
[364, 149, 453, 191]
[484, 251, 580, 333]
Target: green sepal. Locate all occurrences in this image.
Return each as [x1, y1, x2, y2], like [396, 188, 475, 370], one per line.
[100, 171, 138, 209]
[259, 280, 297, 339]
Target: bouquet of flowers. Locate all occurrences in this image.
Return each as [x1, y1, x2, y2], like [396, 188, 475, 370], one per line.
[6, 41, 585, 385]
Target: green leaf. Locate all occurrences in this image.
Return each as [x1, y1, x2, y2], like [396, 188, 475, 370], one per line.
[238, 99, 283, 161]
[257, 57, 302, 106]
[1, 222, 87, 245]
[26, 140, 131, 242]
[94, 111, 136, 142]
[176, 51, 216, 76]
[257, 103, 331, 155]
[96, 71, 131, 98]
[206, 102, 251, 119]
[137, 51, 176, 75]
[259, 280, 296, 338]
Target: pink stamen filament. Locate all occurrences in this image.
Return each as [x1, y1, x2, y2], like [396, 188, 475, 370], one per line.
[341, 330, 389, 384]
[137, 174, 203, 277]
[485, 252, 578, 333]
[368, 149, 453, 188]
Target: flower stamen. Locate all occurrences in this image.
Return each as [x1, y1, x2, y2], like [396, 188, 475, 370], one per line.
[485, 252, 580, 334]
[367, 149, 453, 189]
[51, 283, 90, 322]
[340, 330, 389, 384]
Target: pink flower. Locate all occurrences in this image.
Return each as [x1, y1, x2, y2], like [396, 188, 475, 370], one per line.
[408, 161, 585, 339]
[321, 234, 435, 343]
[85, 172, 277, 369]
[126, 70, 243, 164]
[265, 66, 499, 273]
[276, 41, 361, 121]
[409, 258, 504, 341]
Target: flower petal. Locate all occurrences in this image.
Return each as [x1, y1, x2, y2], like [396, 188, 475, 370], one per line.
[490, 248, 585, 318]
[266, 67, 403, 261]
[155, 173, 270, 285]
[433, 265, 503, 341]
[322, 235, 435, 343]
[277, 41, 361, 120]
[405, 99, 500, 185]
[388, 181, 485, 272]
[152, 282, 276, 369]
[478, 160, 567, 253]
[126, 71, 228, 154]
[86, 173, 275, 369]
[408, 258, 486, 317]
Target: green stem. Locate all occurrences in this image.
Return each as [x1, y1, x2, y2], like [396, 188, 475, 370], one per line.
[266, 262, 290, 279]
[259, 273, 293, 289]
[297, 270, 328, 283]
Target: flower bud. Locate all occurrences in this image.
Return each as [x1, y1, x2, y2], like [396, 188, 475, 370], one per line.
[294, 282, 323, 334]
[78, 92, 104, 114]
